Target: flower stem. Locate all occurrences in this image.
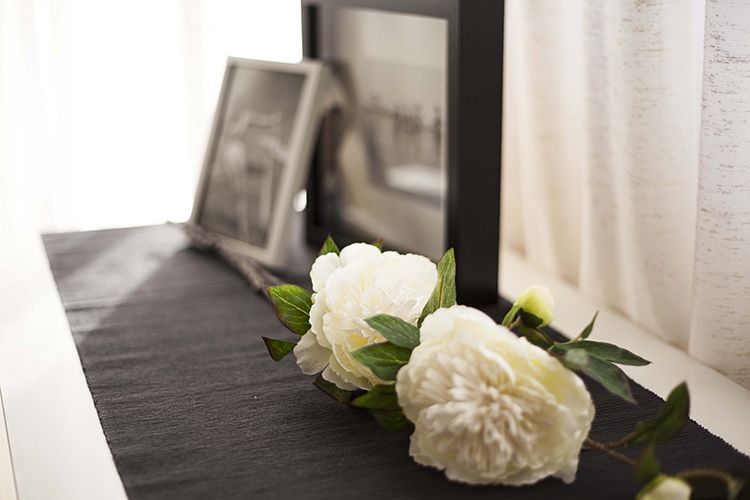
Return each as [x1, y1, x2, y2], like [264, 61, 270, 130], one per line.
[507, 318, 522, 331]
[584, 437, 636, 467]
[604, 434, 633, 449]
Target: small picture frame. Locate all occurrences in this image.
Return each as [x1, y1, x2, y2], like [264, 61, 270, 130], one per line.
[189, 57, 342, 268]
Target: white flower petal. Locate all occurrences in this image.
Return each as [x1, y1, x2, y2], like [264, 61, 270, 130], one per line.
[321, 364, 357, 391]
[310, 253, 341, 292]
[553, 456, 579, 484]
[420, 305, 497, 343]
[328, 352, 372, 390]
[293, 332, 330, 375]
[409, 431, 436, 467]
[309, 290, 331, 349]
[339, 242, 380, 266]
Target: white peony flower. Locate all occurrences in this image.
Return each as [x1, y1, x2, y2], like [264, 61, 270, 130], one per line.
[396, 305, 594, 486]
[515, 285, 555, 327]
[293, 243, 437, 390]
[637, 476, 691, 500]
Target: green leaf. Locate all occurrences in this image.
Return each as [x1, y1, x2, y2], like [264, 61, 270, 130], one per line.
[674, 470, 749, 500]
[371, 238, 384, 250]
[629, 382, 690, 445]
[418, 248, 456, 326]
[681, 472, 738, 500]
[266, 285, 313, 336]
[501, 304, 520, 328]
[634, 446, 661, 483]
[369, 409, 412, 432]
[262, 337, 296, 361]
[365, 314, 420, 350]
[516, 325, 555, 349]
[319, 235, 340, 256]
[313, 374, 353, 404]
[351, 384, 400, 411]
[575, 311, 599, 341]
[553, 340, 650, 366]
[557, 348, 635, 403]
[351, 342, 411, 381]
[520, 310, 544, 328]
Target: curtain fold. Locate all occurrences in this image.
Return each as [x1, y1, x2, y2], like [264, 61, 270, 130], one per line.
[502, 0, 585, 285]
[579, 0, 701, 348]
[504, 0, 750, 388]
[689, 0, 750, 387]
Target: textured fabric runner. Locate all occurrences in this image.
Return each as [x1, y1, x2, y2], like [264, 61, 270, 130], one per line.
[43, 225, 749, 499]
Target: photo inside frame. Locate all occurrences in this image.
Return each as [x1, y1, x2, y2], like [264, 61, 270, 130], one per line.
[199, 66, 305, 249]
[321, 8, 448, 260]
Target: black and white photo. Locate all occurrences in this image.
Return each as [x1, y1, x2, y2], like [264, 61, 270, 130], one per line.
[356, 59, 444, 204]
[190, 57, 337, 267]
[199, 63, 302, 248]
[313, 7, 449, 259]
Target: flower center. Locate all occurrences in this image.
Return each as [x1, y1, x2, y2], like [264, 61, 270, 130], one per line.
[418, 348, 559, 476]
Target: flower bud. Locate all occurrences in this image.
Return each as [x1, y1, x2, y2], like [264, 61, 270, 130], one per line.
[637, 476, 691, 500]
[514, 285, 555, 327]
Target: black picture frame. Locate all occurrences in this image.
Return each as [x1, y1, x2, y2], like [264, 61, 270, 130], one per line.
[302, 0, 504, 305]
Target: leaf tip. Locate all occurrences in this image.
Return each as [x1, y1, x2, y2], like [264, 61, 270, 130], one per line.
[319, 235, 341, 256]
[262, 336, 296, 361]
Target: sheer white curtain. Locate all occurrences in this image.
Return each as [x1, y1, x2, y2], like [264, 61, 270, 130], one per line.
[0, 0, 301, 236]
[503, 0, 750, 388]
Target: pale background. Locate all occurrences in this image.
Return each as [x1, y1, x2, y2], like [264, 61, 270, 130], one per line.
[1, 0, 749, 392]
[0, 0, 302, 237]
[3, 0, 750, 388]
[1, 2, 750, 498]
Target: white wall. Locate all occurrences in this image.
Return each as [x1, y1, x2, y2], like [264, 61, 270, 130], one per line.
[0, 0, 302, 234]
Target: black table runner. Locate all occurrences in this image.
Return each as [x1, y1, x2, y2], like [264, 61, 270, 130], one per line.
[43, 225, 749, 499]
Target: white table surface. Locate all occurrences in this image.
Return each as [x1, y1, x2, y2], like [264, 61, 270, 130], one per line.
[0, 226, 127, 500]
[0, 226, 748, 500]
